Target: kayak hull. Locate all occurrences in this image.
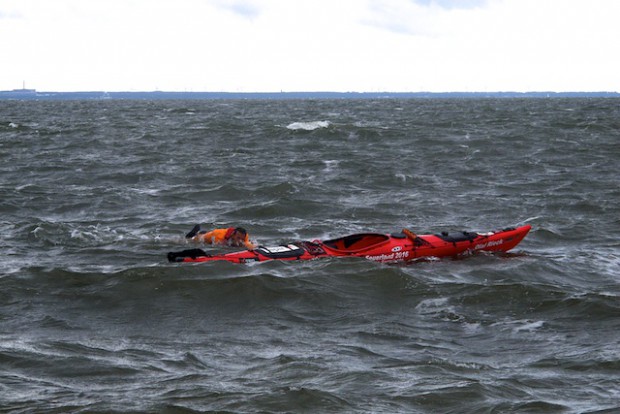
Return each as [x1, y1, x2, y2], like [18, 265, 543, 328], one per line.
[168, 225, 531, 264]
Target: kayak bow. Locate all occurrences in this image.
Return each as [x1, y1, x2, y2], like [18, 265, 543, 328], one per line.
[168, 225, 531, 264]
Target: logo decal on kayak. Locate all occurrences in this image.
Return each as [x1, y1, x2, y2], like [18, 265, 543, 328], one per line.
[366, 250, 410, 262]
[392, 246, 402, 252]
[474, 239, 503, 250]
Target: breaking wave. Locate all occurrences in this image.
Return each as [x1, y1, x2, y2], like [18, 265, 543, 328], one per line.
[286, 120, 330, 131]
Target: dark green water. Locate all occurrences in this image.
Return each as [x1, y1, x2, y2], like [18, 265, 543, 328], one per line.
[1, 98, 619, 413]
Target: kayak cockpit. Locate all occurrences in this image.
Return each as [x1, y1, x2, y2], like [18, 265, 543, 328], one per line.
[321, 233, 391, 253]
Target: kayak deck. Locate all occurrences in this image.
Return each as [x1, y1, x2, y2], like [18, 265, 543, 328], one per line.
[168, 224, 531, 264]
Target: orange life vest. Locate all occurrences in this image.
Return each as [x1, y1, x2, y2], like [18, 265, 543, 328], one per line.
[200, 227, 254, 249]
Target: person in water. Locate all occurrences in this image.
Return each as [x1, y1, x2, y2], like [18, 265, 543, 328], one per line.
[185, 225, 256, 249]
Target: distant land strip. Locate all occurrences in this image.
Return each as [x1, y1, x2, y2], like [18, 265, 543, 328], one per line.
[1, 90, 619, 100]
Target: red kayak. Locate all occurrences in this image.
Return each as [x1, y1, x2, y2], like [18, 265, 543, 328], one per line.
[168, 225, 531, 264]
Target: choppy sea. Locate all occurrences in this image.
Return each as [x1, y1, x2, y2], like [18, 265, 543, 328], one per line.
[1, 98, 619, 413]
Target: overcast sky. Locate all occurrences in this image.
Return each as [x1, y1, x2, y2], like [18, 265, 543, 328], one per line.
[2, 0, 619, 92]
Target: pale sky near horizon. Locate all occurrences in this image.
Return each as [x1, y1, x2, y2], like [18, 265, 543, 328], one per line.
[1, 0, 619, 92]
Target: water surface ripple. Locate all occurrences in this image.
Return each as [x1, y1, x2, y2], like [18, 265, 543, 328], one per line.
[1, 98, 619, 412]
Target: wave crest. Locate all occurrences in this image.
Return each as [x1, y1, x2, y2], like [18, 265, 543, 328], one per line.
[286, 121, 330, 131]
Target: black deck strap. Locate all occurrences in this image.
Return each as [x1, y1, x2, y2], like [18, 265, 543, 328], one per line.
[167, 248, 209, 262]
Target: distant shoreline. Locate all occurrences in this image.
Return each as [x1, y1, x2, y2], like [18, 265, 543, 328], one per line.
[1, 90, 619, 100]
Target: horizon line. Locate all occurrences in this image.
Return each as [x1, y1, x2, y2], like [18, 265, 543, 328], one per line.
[1, 90, 619, 100]
[2, 87, 620, 94]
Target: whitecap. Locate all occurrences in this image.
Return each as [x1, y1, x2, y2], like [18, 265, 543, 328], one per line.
[492, 319, 546, 333]
[514, 320, 546, 332]
[415, 297, 450, 313]
[286, 120, 330, 131]
[323, 160, 340, 173]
